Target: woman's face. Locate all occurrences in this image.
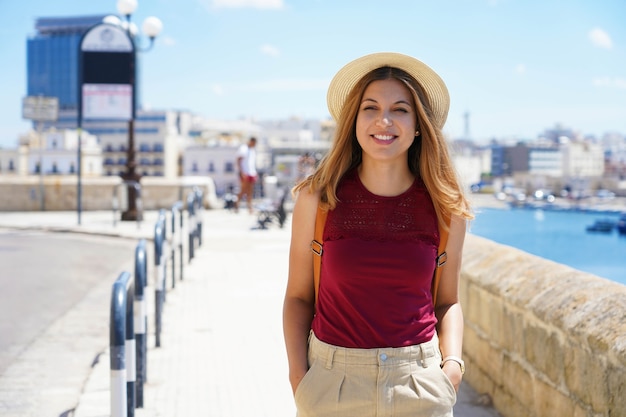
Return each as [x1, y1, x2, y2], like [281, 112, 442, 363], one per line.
[355, 78, 417, 166]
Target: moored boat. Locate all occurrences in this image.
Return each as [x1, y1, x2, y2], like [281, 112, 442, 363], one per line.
[617, 214, 626, 235]
[586, 219, 616, 233]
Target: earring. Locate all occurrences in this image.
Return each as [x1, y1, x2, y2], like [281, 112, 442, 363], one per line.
[415, 131, 420, 136]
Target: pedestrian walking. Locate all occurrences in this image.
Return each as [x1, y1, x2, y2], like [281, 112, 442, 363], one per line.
[235, 136, 258, 213]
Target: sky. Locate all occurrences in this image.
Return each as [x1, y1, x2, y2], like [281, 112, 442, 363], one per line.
[0, 0, 625, 148]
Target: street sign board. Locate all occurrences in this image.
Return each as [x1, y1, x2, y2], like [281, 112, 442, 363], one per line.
[22, 96, 59, 121]
[80, 23, 134, 121]
[82, 84, 132, 120]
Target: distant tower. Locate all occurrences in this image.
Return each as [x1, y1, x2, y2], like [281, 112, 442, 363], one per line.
[463, 111, 471, 140]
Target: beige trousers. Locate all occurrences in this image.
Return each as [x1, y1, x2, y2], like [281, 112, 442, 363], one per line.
[294, 332, 456, 417]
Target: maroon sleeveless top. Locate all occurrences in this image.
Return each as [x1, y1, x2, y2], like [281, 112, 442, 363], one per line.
[311, 169, 439, 348]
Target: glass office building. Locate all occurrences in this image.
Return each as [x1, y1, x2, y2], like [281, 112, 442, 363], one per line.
[27, 15, 107, 112]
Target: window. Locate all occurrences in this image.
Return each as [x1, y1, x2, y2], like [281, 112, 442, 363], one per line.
[225, 162, 235, 173]
[208, 162, 215, 173]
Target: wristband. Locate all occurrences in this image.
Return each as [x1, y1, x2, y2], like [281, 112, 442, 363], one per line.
[441, 356, 465, 375]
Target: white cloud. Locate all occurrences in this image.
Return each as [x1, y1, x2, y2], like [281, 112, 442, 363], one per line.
[161, 36, 176, 46]
[209, 0, 284, 9]
[592, 77, 626, 89]
[260, 44, 280, 57]
[515, 64, 526, 75]
[589, 28, 613, 49]
[211, 84, 225, 95]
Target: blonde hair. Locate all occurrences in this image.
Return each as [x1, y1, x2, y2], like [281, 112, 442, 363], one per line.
[294, 66, 473, 225]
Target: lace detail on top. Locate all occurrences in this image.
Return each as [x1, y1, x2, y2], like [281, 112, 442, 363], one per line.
[324, 169, 438, 246]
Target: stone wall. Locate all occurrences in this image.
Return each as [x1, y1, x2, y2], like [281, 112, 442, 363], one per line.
[461, 234, 626, 417]
[0, 176, 221, 212]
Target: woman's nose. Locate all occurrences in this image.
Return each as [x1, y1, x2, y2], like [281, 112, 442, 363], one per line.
[377, 117, 392, 127]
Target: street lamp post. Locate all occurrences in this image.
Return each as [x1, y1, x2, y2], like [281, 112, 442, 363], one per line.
[115, 0, 162, 221]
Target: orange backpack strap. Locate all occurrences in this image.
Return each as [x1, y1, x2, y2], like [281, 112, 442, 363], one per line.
[311, 204, 327, 306]
[431, 214, 451, 306]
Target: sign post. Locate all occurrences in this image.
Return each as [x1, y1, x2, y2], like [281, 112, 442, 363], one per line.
[79, 22, 139, 224]
[22, 95, 59, 211]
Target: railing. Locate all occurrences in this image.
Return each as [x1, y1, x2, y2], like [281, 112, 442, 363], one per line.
[108, 199, 204, 415]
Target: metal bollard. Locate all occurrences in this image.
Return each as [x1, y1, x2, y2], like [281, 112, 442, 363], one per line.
[158, 209, 168, 300]
[154, 218, 165, 348]
[176, 201, 184, 280]
[170, 201, 183, 285]
[134, 240, 148, 408]
[110, 271, 135, 417]
[194, 188, 203, 247]
[187, 193, 196, 262]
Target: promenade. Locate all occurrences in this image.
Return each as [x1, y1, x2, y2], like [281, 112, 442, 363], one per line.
[0, 207, 502, 417]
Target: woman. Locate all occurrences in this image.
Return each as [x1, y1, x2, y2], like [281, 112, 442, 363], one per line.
[283, 52, 473, 417]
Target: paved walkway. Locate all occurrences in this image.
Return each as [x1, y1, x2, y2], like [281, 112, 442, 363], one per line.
[0, 208, 501, 417]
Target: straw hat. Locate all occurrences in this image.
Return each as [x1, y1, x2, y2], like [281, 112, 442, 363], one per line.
[326, 52, 450, 129]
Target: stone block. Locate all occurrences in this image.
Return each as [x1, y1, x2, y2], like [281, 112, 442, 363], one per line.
[563, 343, 609, 414]
[532, 377, 574, 417]
[607, 365, 626, 417]
[502, 305, 525, 358]
[464, 282, 484, 330]
[523, 321, 565, 384]
[501, 354, 535, 409]
[492, 384, 528, 417]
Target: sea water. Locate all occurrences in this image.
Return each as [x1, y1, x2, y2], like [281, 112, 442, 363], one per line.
[470, 207, 626, 285]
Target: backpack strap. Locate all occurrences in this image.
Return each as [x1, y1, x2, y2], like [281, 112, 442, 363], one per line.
[431, 214, 451, 306]
[311, 204, 450, 307]
[311, 204, 327, 306]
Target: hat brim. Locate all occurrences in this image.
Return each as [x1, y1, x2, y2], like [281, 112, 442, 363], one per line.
[326, 52, 450, 129]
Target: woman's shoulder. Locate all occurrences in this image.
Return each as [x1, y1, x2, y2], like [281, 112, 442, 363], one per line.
[293, 187, 321, 215]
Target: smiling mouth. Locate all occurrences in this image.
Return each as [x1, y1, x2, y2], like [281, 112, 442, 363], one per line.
[373, 134, 395, 141]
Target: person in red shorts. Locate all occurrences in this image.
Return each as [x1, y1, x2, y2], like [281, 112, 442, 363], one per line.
[235, 136, 257, 214]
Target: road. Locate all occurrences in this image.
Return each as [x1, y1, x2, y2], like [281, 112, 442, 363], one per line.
[0, 229, 138, 416]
